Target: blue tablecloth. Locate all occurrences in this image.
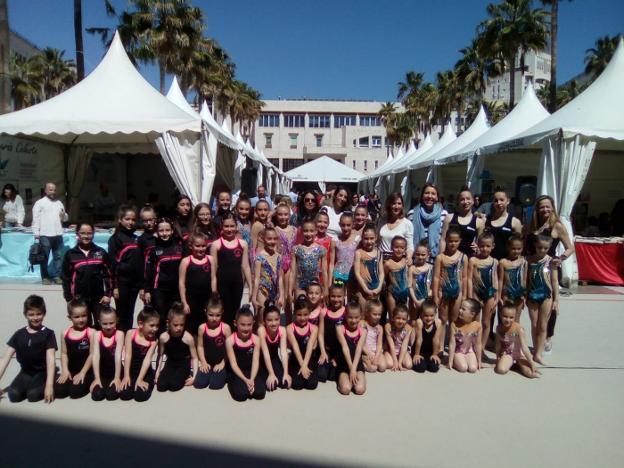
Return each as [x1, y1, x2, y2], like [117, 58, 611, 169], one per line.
[0, 230, 112, 279]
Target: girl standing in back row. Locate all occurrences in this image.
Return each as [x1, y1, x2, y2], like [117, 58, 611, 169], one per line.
[440, 188, 484, 258]
[211, 212, 252, 326]
[108, 205, 142, 331]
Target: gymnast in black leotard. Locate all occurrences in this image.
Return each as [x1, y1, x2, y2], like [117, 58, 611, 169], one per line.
[335, 302, 367, 395]
[155, 305, 198, 392]
[211, 213, 252, 327]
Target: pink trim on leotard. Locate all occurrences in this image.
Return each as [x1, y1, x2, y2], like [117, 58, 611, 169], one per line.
[64, 327, 90, 341]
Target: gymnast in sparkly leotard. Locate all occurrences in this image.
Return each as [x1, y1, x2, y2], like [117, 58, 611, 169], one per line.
[384, 236, 410, 318]
[497, 234, 528, 321]
[252, 227, 283, 322]
[291, 220, 328, 297]
[525, 234, 559, 365]
[495, 302, 539, 378]
[353, 225, 384, 311]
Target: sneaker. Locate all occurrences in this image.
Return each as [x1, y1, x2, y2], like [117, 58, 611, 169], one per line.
[544, 340, 553, 354]
[42, 278, 52, 285]
[54, 277, 63, 285]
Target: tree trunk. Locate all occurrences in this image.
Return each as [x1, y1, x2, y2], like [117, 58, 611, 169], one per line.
[508, 54, 516, 109]
[0, 0, 10, 113]
[548, 0, 558, 112]
[159, 61, 165, 94]
[74, 0, 85, 81]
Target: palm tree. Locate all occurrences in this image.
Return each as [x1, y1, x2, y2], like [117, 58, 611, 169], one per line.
[397, 71, 424, 102]
[9, 49, 76, 109]
[35, 48, 77, 100]
[478, 0, 549, 109]
[584, 34, 621, 80]
[540, 0, 572, 112]
[0, 0, 11, 113]
[378, 102, 397, 126]
[9, 54, 40, 109]
[74, 0, 85, 81]
[434, 70, 465, 129]
[455, 38, 503, 103]
[88, 0, 205, 93]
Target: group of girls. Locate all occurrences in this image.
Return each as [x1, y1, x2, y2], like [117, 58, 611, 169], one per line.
[1, 184, 573, 403]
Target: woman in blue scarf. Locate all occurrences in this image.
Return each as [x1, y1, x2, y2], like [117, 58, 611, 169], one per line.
[412, 184, 446, 258]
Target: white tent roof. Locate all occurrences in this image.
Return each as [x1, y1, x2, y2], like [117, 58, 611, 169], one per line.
[199, 101, 241, 150]
[372, 135, 434, 178]
[407, 105, 490, 168]
[427, 106, 490, 167]
[398, 123, 457, 171]
[166, 77, 200, 118]
[285, 156, 363, 182]
[0, 31, 200, 145]
[514, 38, 624, 146]
[436, 83, 549, 164]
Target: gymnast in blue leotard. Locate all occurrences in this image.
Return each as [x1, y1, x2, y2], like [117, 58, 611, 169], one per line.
[383, 236, 410, 318]
[498, 233, 527, 322]
[354, 224, 385, 310]
[526, 234, 559, 365]
[433, 226, 466, 345]
[408, 242, 432, 319]
[468, 232, 499, 350]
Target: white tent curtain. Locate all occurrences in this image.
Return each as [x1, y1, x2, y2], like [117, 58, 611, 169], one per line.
[67, 145, 93, 221]
[200, 128, 216, 203]
[232, 150, 246, 192]
[400, 172, 411, 205]
[266, 168, 274, 197]
[537, 134, 597, 286]
[318, 181, 326, 194]
[466, 153, 485, 192]
[156, 131, 200, 205]
[257, 162, 264, 189]
[426, 164, 439, 184]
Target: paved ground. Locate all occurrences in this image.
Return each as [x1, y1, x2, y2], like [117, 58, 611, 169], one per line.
[0, 282, 623, 468]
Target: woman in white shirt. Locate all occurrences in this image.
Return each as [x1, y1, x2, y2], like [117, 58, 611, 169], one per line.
[1, 184, 25, 227]
[323, 186, 351, 240]
[378, 192, 414, 260]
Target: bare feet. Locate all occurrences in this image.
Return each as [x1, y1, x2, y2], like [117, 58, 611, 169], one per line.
[533, 354, 547, 366]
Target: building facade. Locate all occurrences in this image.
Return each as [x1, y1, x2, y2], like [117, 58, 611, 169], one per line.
[253, 99, 399, 175]
[484, 49, 551, 105]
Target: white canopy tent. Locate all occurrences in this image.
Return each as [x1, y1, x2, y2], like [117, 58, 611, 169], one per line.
[166, 77, 216, 203]
[0, 31, 205, 214]
[286, 156, 363, 193]
[373, 123, 457, 199]
[500, 38, 624, 285]
[431, 84, 549, 194]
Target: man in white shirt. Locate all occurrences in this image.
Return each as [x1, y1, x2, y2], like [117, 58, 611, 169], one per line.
[32, 182, 68, 285]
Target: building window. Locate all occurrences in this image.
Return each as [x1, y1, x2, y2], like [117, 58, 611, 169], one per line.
[372, 136, 382, 148]
[315, 134, 323, 147]
[268, 158, 280, 169]
[334, 114, 356, 128]
[283, 158, 303, 172]
[309, 114, 330, 128]
[289, 133, 298, 148]
[359, 115, 381, 126]
[284, 114, 305, 127]
[264, 133, 273, 148]
[359, 137, 369, 148]
[384, 137, 390, 147]
[352, 160, 356, 169]
[364, 160, 368, 171]
[259, 113, 279, 127]
[375, 160, 379, 169]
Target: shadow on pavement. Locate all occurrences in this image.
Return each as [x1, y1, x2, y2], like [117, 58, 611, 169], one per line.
[0, 413, 327, 468]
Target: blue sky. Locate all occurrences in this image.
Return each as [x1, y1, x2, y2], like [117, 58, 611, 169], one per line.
[8, 0, 624, 101]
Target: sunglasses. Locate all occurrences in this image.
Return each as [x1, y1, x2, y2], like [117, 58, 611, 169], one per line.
[304, 198, 315, 202]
